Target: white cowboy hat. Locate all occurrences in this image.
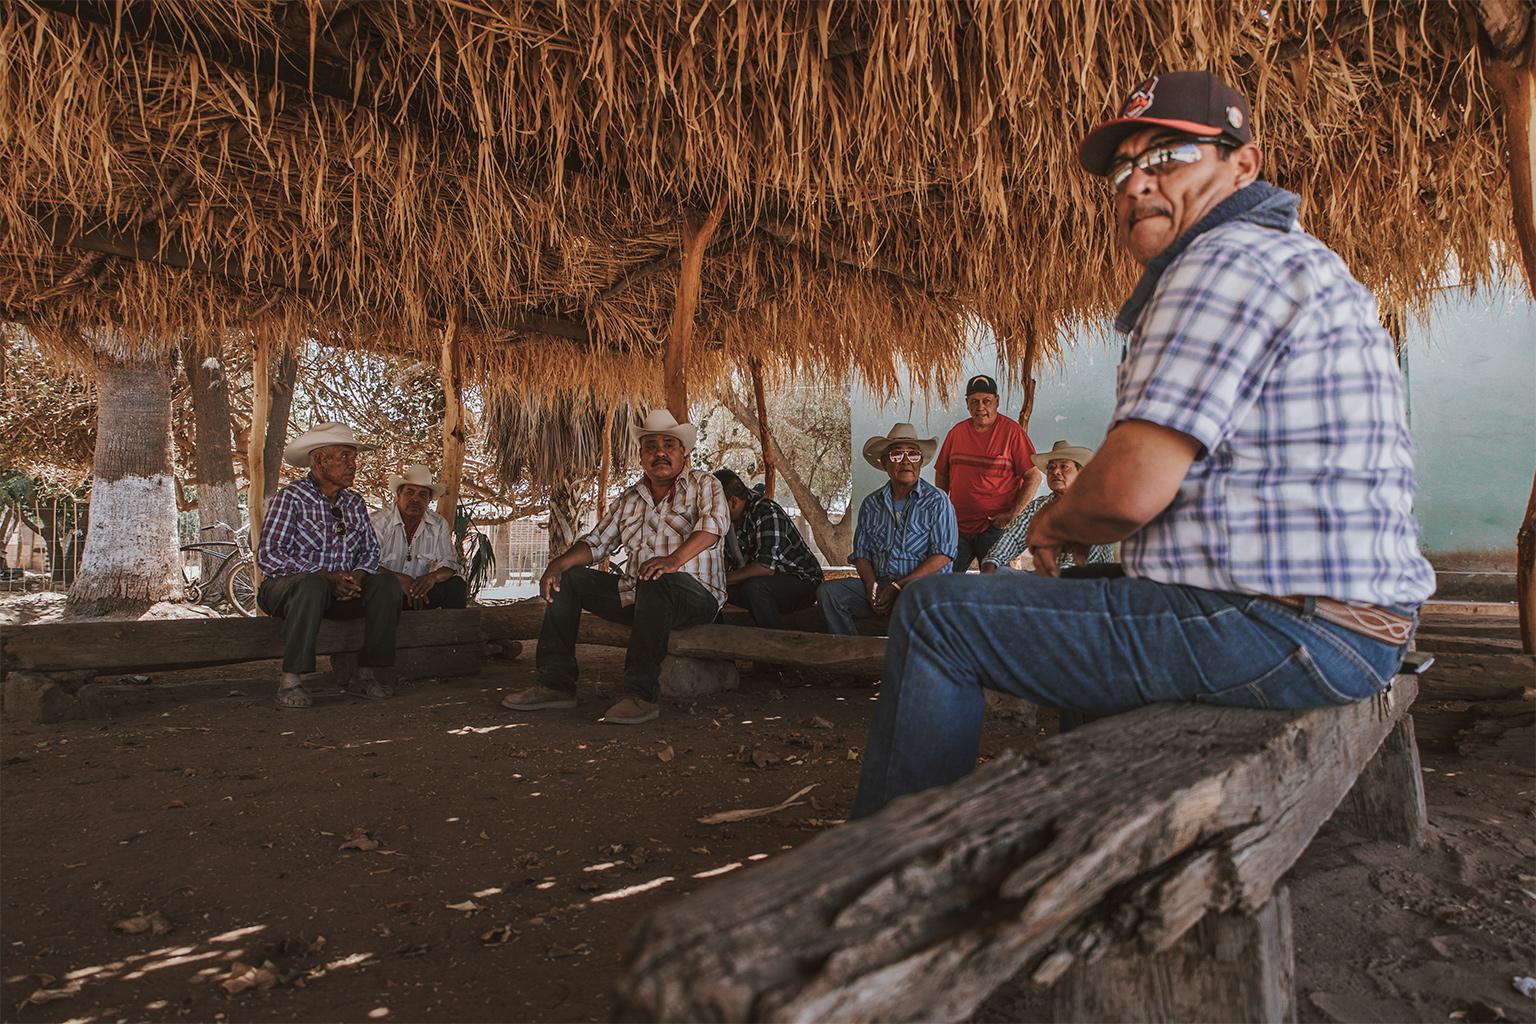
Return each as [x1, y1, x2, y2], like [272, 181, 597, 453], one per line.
[630, 409, 697, 453]
[861, 422, 938, 470]
[282, 421, 375, 468]
[388, 464, 445, 499]
[1032, 439, 1096, 471]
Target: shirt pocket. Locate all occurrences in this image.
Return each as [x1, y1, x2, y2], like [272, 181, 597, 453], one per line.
[663, 508, 697, 539]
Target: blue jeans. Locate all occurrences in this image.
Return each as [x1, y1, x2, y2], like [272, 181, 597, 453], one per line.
[818, 577, 886, 635]
[954, 525, 1005, 573]
[852, 572, 1414, 818]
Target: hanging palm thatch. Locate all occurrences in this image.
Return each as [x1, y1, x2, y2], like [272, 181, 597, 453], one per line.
[0, 0, 1529, 404]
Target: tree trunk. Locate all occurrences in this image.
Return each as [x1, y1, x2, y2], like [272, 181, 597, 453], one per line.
[719, 391, 852, 564]
[179, 338, 242, 579]
[260, 344, 298, 503]
[66, 349, 179, 617]
[547, 477, 585, 561]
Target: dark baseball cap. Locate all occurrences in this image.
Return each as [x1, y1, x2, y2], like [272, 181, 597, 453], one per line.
[1078, 70, 1253, 176]
[965, 373, 998, 397]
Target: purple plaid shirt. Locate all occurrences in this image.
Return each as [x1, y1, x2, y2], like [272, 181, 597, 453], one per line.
[1114, 219, 1435, 607]
[256, 474, 380, 577]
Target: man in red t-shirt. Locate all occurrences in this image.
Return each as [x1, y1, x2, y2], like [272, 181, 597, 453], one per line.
[933, 374, 1043, 571]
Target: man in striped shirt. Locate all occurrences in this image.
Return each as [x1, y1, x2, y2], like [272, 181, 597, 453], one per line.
[502, 410, 730, 725]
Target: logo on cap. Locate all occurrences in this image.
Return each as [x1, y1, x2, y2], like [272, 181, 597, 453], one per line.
[1226, 106, 1244, 129]
[1121, 77, 1159, 118]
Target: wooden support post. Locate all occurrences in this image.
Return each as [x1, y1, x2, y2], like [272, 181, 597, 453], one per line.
[436, 311, 465, 520]
[749, 357, 776, 499]
[247, 336, 272, 592]
[663, 202, 726, 421]
[1518, 469, 1536, 653]
[1017, 336, 1040, 435]
[1050, 888, 1295, 1024]
[597, 402, 617, 572]
[1483, 36, 1536, 294]
[1329, 715, 1429, 846]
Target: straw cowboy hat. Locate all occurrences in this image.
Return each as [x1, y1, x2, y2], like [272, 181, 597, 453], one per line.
[388, 464, 445, 499]
[861, 422, 938, 470]
[630, 409, 697, 452]
[282, 421, 375, 467]
[1032, 439, 1096, 471]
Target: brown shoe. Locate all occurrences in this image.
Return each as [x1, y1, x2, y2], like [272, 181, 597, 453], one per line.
[501, 684, 578, 711]
[602, 696, 659, 725]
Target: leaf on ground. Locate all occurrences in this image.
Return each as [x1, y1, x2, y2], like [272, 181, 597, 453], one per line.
[698, 784, 819, 825]
[749, 749, 779, 769]
[25, 982, 82, 1005]
[445, 900, 484, 913]
[846, 748, 861, 761]
[160, 799, 187, 811]
[114, 911, 173, 936]
[480, 924, 517, 944]
[657, 744, 675, 763]
[546, 941, 591, 960]
[339, 828, 380, 851]
[809, 716, 835, 730]
[220, 961, 279, 995]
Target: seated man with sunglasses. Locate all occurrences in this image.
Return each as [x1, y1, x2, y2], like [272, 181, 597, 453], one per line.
[852, 71, 1433, 818]
[257, 422, 402, 710]
[817, 423, 957, 636]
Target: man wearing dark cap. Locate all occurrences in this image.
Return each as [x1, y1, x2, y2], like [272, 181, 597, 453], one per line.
[853, 70, 1434, 818]
[932, 373, 1041, 572]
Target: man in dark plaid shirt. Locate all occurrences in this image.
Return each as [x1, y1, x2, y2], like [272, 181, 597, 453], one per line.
[713, 469, 823, 629]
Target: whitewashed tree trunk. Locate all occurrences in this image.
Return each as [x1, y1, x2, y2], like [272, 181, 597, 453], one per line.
[66, 350, 180, 617]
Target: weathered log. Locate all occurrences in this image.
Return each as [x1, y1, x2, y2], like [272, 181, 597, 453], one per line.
[1417, 653, 1535, 701]
[615, 678, 1419, 1023]
[491, 600, 885, 674]
[1050, 887, 1295, 1023]
[1330, 717, 1428, 847]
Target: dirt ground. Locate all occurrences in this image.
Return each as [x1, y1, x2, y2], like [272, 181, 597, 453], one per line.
[2, 637, 1533, 1023]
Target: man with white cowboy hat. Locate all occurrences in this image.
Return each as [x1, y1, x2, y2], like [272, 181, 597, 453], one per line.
[981, 440, 1114, 573]
[257, 421, 401, 710]
[501, 409, 730, 725]
[817, 423, 957, 635]
[370, 465, 467, 611]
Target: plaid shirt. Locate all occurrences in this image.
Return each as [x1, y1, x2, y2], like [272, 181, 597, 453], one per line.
[257, 474, 380, 577]
[579, 469, 731, 607]
[850, 478, 959, 583]
[1114, 219, 1434, 607]
[984, 493, 1113, 570]
[729, 493, 823, 582]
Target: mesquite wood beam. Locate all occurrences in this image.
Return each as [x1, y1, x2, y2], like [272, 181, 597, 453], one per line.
[436, 311, 466, 519]
[664, 203, 726, 421]
[1519, 470, 1536, 653]
[749, 358, 777, 500]
[246, 336, 272, 595]
[1478, 7, 1536, 295]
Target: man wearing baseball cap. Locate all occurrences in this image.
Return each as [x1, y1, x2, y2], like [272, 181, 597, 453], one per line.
[853, 70, 1434, 818]
[932, 373, 1041, 571]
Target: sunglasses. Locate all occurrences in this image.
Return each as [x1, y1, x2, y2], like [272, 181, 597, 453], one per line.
[1108, 135, 1236, 193]
[886, 450, 923, 464]
[329, 503, 349, 536]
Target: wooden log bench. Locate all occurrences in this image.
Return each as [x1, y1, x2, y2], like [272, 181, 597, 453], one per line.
[0, 606, 527, 724]
[615, 662, 1432, 1023]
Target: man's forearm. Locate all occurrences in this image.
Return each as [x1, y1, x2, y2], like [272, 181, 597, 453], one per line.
[853, 558, 877, 591]
[550, 542, 595, 573]
[898, 553, 952, 585]
[669, 530, 721, 566]
[1011, 468, 1043, 515]
[727, 562, 774, 585]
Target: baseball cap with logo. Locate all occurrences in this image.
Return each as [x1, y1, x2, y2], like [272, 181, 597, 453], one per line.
[1078, 70, 1253, 176]
[964, 373, 998, 397]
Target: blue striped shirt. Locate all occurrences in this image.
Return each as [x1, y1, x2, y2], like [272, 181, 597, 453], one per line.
[850, 479, 958, 582]
[1114, 218, 1435, 607]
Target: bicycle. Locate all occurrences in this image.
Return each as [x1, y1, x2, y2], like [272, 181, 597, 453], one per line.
[179, 522, 258, 617]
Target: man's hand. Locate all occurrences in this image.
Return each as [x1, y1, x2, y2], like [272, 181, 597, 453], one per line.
[990, 512, 1015, 529]
[1025, 502, 1088, 578]
[637, 554, 680, 580]
[871, 581, 901, 615]
[540, 564, 563, 603]
[979, 562, 997, 575]
[323, 570, 362, 600]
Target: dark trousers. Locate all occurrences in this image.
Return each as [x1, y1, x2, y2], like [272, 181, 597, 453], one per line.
[728, 574, 820, 630]
[536, 566, 719, 702]
[257, 572, 402, 673]
[954, 524, 1005, 573]
[407, 575, 469, 610]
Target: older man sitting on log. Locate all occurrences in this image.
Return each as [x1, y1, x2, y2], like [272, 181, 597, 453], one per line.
[370, 465, 468, 610]
[257, 422, 401, 710]
[501, 410, 730, 725]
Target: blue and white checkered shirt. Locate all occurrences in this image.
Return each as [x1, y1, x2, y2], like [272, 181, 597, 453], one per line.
[1114, 219, 1435, 607]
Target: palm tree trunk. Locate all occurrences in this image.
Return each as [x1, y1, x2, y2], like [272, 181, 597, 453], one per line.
[179, 338, 242, 580]
[66, 349, 179, 617]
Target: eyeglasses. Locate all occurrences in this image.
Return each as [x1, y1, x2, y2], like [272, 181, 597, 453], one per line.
[1107, 135, 1235, 193]
[886, 450, 923, 464]
[329, 503, 349, 536]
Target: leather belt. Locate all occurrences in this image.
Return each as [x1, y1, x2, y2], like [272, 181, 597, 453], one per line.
[1265, 595, 1414, 647]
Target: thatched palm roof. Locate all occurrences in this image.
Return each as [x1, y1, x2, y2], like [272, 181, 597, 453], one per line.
[0, 1, 1527, 401]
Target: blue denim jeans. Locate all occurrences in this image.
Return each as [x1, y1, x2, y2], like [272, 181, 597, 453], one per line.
[818, 577, 886, 635]
[851, 572, 1414, 818]
[954, 524, 1005, 573]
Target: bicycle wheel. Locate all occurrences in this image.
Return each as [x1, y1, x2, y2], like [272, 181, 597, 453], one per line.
[226, 557, 258, 617]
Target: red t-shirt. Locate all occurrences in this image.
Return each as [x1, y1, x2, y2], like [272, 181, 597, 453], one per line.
[934, 414, 1036, 533]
